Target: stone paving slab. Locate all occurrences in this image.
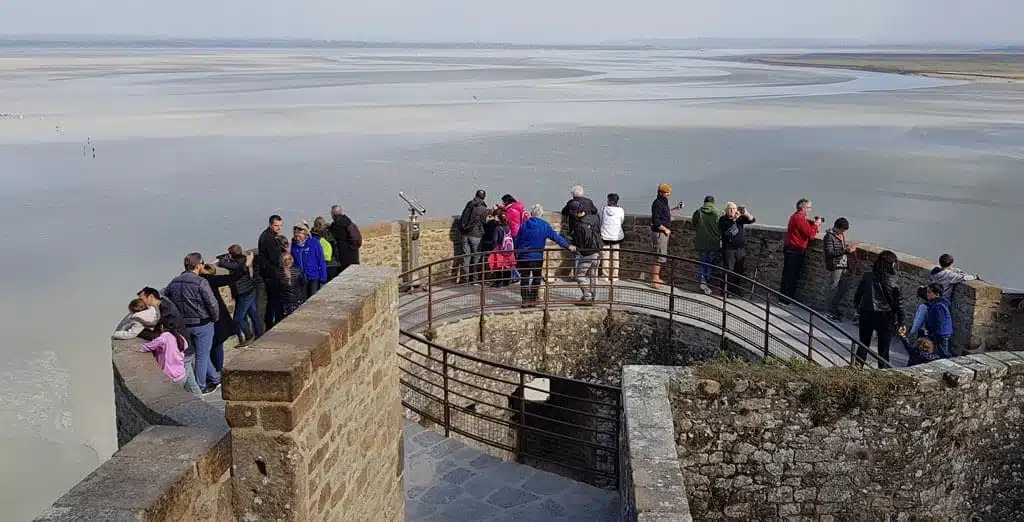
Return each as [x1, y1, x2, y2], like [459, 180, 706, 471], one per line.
[404, 421, 620, 522]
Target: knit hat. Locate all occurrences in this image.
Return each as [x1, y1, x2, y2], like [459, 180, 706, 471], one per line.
[704, 195, 715, 204]
[658, 183, 672, 194]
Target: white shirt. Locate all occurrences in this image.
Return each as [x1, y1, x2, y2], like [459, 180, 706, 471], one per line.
[600, 206, 625, 241]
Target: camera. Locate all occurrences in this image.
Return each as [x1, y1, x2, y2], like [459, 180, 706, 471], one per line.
[737, 205, 747, 215]
[815, 216, 826, 223]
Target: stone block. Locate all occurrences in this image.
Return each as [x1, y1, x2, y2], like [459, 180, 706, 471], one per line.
[223, 348, 313, 402]
[259, 382, 317, 432]
[225, 403, 258, 428]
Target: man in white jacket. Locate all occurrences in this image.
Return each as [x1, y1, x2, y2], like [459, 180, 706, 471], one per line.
[600, 193, 625, 282]
[112, 298, 160, 340]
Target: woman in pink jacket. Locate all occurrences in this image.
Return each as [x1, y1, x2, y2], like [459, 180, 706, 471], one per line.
[499, 194, 528, 238]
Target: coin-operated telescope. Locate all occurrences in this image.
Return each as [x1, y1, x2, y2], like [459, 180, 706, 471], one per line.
[399, 192, 428, 291]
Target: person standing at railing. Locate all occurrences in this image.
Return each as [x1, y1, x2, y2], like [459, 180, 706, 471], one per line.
[853, 250, 905, 368]
[600, 193, 625, 282]
[560, 185, 599, 220]
[498, 194, 528, 238]
[258, 215, 285, 329]
[718, 202, 755, 296]
[823, 217, 857, 322]
[514, 204, 574, 306]
[692, 196, 723, 295]
[567, 201, 604, 305]
[457, 190, 490, 285]
[650, 183, 684, 288]
[780, 199, 824, 305]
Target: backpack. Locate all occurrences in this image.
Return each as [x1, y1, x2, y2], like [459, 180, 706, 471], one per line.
[458, 203, 476, 234]
[499, 230, 514, 253]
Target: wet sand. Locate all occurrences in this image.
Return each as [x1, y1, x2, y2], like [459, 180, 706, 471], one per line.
[741, 52, 1024, 81]
[1, 45, 1023, 519]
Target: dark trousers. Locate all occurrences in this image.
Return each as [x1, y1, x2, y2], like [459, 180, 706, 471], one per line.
[721, 248, 746, 296]
[857, 310, 894, 367]
[307, 279, 322, 298]
[264, 278, 283, 330]
[519, 259, 544, 302]
[780, 247, 807, 303]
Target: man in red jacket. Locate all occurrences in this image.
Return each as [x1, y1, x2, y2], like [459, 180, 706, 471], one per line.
[779, 199, 824, 305]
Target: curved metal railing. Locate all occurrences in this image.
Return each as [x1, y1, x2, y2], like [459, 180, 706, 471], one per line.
[398, 248, 885, 368]
[396, 248, 887, 489]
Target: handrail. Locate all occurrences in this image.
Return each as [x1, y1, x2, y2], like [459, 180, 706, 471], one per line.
[398, 247, 888, 368]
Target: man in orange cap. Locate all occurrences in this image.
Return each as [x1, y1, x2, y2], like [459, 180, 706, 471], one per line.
[650, 183, 684, 287]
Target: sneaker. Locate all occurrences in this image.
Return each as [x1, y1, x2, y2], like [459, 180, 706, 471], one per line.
[202, 383, 221, 396]
[826, 312, 842, 322]
[700, 283, 712, 296]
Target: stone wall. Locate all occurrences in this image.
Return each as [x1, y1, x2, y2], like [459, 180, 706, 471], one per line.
[360, 221, 403, 270]
[36, 339, 232, 521]
[223, 266, 404, 522]
[621, 352, 1024, 521]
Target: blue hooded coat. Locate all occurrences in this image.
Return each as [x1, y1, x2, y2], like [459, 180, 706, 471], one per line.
[291, 237, 327, 282]
[924, 296, 953, 337]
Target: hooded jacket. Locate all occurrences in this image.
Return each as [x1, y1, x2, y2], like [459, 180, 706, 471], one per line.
[459, 198, 490, 238]
[164, 272, 219, 326]
[328, 215, 362, 267]
[600, 205, 625, 242]
[924, 297, 954, 337]
[501, 201, 528, 238]
[569, 214, 604, 255]
[112, 306, 160, 340]
[823, 228, 851, 271]
[291, 237, 328, 282]
[692, 203, 723, 252]
[217, 254, 256, 297]
[257, 226, 281, 280]
[514, 217, 570, 261]
[929, 267, 977, 300]
[854, 271, 906, 325]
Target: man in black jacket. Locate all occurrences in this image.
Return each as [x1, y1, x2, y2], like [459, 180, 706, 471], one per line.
[823, 217, 857, 321]
[567, 201, 601, 303]
[164, 252, 221, 394]
[560, 185, 599, 220]
[718, 202, 756, 296]
[218, 245, 261, 345]
[457, 190, 490, 284]
[329, 205, 362, 274]
[258, 214, 284, 329]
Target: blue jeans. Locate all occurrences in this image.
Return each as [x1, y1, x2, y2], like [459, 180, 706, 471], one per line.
[460, 235, 483, 282]
[234, 292, 263, 340]
[183, 352, 202, 396]
[697, 251, 719, 284]
[187, 323, 220, 389]
[910, 304, 927, 337]
[933, 334, 953, 359]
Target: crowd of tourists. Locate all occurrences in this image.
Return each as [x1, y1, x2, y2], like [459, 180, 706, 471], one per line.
[111, 206, 363, 396]
[456, 186, 980, 369]
[114, 185, 982, 393]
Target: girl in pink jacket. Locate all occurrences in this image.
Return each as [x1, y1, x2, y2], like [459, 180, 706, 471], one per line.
[141, 317, 192, 392]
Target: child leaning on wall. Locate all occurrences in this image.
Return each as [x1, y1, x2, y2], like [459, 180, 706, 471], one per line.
[112, 298, 159, 340]
[141, 316, 201, 396]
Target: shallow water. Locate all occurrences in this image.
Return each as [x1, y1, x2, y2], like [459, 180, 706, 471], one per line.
[1, 45, 1022, 519]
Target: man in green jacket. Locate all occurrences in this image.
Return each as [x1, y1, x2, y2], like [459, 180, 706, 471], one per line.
[692, 196, 722, 295]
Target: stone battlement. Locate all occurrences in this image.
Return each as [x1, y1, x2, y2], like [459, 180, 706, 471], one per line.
[35, 210, 1024, 521]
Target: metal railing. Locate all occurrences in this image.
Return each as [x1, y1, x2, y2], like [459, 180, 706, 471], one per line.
[396, 248, 887, 489]
[398, 248, 886, 368]
[399, 332, 621, 489]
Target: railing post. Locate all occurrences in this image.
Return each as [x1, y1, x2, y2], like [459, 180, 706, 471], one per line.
[542, 251, 551, 332]
[668, 259, 675, 316]
[426, 264, 434, 331]
[807, 314, 815, 360]
[442, 351, 450, 437]
[720, 271, 729, 347]
[479, 266, 486, 342]
[516, 371, 526, 462]
[763, 298, 772, 358]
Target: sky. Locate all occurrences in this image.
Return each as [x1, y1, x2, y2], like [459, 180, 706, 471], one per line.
[1, 0, 1022, 44]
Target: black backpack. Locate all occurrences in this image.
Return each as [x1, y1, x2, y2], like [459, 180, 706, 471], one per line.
[458, 203, 477, 234]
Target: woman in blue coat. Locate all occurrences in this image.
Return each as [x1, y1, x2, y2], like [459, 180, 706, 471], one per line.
[291, 222, 328, 298]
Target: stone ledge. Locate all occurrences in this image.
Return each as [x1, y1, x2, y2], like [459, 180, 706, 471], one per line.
[621, 365, 694, 522]
[37, 425, 229, 521]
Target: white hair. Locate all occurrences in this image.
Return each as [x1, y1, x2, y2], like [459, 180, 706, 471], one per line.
[530, 204, 544, 218]
[571, 185, 584, 198]
[725, 202, 738, 210]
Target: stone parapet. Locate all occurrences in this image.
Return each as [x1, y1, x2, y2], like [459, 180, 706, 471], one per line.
[35, 338, 232, 521]
[623, 352, 1024, 520]
[224, 266, 404, 522]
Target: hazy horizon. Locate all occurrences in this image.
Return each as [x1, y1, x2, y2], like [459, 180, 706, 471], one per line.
[2, 0, 1024, 43]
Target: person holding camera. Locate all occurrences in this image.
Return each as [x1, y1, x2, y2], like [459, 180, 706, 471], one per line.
[779, 198, 824, 305]
[718, 202, 755, 296]
[823, 217, 857, 321]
